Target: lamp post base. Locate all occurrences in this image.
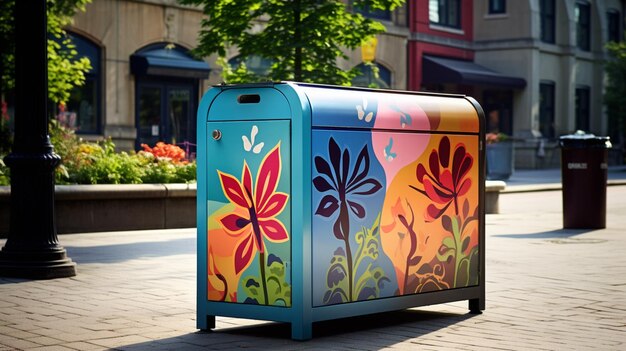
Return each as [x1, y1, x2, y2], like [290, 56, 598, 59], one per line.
[0, 246, 76, 279]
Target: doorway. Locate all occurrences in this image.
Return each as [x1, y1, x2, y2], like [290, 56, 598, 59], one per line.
[483, 90, 513, 135]
[136, 78, 197, 158]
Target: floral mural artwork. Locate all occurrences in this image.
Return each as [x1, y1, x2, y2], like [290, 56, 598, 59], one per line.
[313, 137, 383, 302]
[207, 245, 228, 302]
[242, 125, 265, 154]
[356, 98, 374, 123]
[380, 197, 449, 295]
[437, 198, 480, 288]
[393, 199, 422, 294]
[216, 143, 290, 306]
[410, 136, 474, 222]
[207, 204, 247, 303]
[388, 104, 412, 129]
[379, 134, 479, 297]
[383, 138, 397, 162]
[371, 98, 430, 189]
[323, 215, 391, 304]
[242, 253, 291, 306]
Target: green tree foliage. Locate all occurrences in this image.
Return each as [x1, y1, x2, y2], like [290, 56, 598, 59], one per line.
[0, 1, 15, 96]
[605, 39, 626, 149]
[0, 0, 92, 104]
[179, 0, 404, 85]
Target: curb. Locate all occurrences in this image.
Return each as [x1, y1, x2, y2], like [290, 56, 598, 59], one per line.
[502, 179, 626, 194]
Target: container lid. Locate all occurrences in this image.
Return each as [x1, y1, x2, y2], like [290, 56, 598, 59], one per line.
[300, 85, 480, 133]
[559, 130, 612, 149]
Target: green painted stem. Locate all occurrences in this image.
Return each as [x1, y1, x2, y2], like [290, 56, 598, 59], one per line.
[259, 250, 269, 305]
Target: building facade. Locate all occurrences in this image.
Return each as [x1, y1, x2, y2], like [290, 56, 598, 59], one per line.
[66, 0, 410, 155]
[473, 0, 625, 167]
[407, 0, 624, 168]
[65, 0, 623, 167]
[68, 0, 213, 153]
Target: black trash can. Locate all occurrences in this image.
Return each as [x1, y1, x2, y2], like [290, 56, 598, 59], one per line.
[559, 131, 612, 229]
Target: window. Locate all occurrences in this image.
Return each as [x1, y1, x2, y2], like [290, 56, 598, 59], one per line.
[228, 55, 272, 77]
[351, 62, 391, 89]
[429, 0, 461, 29]
[539, 82, 555, 139]
[576, 1, 591, 51]
[489, 0, 506, 15]
[62, 33, 102, 134]
[575, 86, 590, 132]
[608, 10, 622, 43]
[483, 90, 513, 136]
[354, 2, 391, 21]
[540, 0, 555, 44]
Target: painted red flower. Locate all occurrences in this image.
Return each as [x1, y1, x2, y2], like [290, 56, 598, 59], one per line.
[411, 136, 473, 222]
[217, 144, 289, 274]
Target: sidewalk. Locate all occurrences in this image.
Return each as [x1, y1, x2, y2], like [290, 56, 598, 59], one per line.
[502, 165, 626, 192]
[1, 174, 626, 350]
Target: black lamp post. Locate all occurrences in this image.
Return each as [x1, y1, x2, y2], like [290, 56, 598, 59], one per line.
[0, 0, 76, 278]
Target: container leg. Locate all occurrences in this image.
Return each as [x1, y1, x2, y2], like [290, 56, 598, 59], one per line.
[291, 321, 312, 341]
[469, 298, 484, 314]
[198, 315, 215, 331]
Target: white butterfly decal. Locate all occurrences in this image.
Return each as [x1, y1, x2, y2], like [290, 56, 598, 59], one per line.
[242, 125, 265, 154]
[356, 98, 374, 123]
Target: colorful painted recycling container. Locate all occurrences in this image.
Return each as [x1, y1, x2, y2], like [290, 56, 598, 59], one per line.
[196, 82, 486, 340]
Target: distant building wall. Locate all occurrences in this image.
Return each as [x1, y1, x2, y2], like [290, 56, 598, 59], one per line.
[474, 0, 625, 168]
[69, 0, 410, 151]
[63, 0, 624, 167]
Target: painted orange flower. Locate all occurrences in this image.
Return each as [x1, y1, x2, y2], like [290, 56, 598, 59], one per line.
[217, 144, 289, 275]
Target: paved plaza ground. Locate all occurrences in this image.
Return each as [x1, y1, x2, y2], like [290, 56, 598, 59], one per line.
[1, 178, 626, 350]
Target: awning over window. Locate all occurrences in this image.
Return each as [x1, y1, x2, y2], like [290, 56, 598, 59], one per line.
[130, 47, 211, 79]
[422, 55, 526, 89]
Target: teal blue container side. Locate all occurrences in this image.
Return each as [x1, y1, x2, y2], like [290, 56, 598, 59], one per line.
[196, 87, 218, 331]
[197, 82, 486, 340]
[197, 83, 311, 337]
[276, 83, 314, 340]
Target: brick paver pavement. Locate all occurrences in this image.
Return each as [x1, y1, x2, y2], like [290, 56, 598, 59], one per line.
[1, 186, 626, 350]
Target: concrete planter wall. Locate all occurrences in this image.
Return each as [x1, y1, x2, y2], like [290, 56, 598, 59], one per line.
[0, 184, 196, 237]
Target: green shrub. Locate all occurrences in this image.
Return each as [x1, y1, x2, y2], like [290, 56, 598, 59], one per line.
[137, 153, 197, 184]
[0, 158, 9, 186]
[173, 162, 197, 183]
[66, 140, 144, 184]
[0, 121, 197, 185]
